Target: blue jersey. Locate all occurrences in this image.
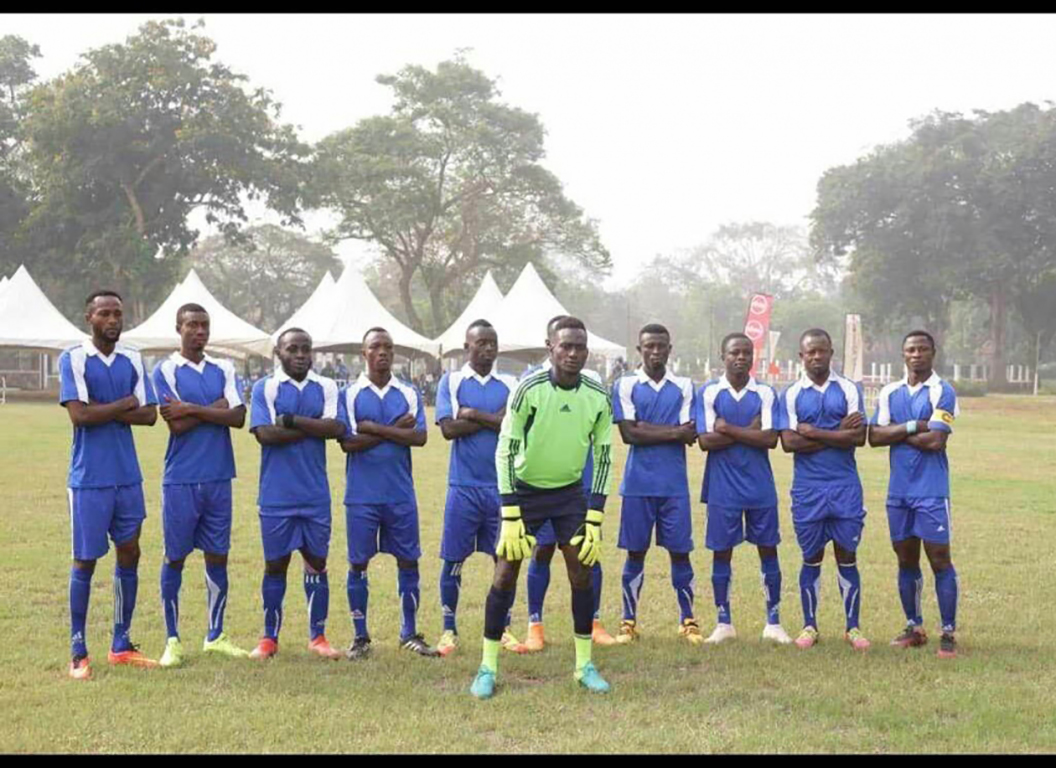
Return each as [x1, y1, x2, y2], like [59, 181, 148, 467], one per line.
[531, 360, 602, 493]
[436, 365, 518, 487]
[338, 374, 427, 505]
[871, 373, 958, 498]
[153, 353, 243, 485]
[249, 370, 338, 509]
[58, 341, 157, 489]
[779, 372, 864, 490]
[612, 370, 694, 498]
[696, 376, 780, 508]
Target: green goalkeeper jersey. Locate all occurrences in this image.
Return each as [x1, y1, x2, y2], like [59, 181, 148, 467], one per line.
[496, 368, 614, 510]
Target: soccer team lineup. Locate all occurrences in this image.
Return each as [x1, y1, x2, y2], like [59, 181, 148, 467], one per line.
[60, 290, 960, 699]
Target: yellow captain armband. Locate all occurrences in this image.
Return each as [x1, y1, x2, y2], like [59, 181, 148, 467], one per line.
[932, 409, 955, 426]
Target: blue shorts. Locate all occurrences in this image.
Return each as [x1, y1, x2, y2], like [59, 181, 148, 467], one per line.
[705, 504, 780, 551]
[887, 497, 951, 545]
[68, 484, 146, 561]
[619, 496, 694, 553]
[440, 486, 500, 562]
[790, 485, 865, 555]
[347, 501, 421, 564]
[534, 519, 557, 547]
[259, 505, 331, 562]
[162, 481, 233, 560]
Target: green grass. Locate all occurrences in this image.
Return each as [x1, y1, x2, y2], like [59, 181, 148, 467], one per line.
[1, 396, 1055, 752]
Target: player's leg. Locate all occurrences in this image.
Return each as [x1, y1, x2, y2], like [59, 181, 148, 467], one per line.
[654, 496, 700, 644]
[252, 510, 296, 660]
[830, 485, 869, 650]
[558, 533, 610, 693]
[791, 489, 825, 648]
[615, 496, 651, 644]
[380, 501, 437, 656]
[704, 503, 743, 643]
[471, 556, 522, 699]
[110, 485, 157, 667]
[345, 503, 380, 660]
[475, 487, 525, 653]
[920, 498, 957, 658]
[158, 484, 192, 666]
[746, 505, 790, 644]
[69, 558, 95, 680]
[525, 525, 556, 651]
[68, 487, 109, 679]
[301, 523, 341, 660]
[196, 481, 246, 657]
[438, 487, 477, 655]
[591, 560, 616, 645]
[889, 497, 927, 648]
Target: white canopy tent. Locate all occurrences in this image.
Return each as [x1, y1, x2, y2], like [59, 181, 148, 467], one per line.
[257, 270, 337, 356]
[0, 275, 9, 301]
[0, 265, 86, 350]
[121, 269, 271, 358]
[434, 271, 505, 357]
[490, 262, 626, 360]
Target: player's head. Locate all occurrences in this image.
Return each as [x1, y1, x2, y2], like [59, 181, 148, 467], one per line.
[798, 328, 833, 379]
[464, 319, 498, 372]
[902, 330, 936, 375]
[548, 316, 588, 376]
[544, 314, 570, 350]
[176, 302, 210, 354]
[721, 332, 754, 378]
[637, 323, 672, 375]
[276, 327, 312, 380]
[362, 327, 393, 375]
[85, 290, 124, 342]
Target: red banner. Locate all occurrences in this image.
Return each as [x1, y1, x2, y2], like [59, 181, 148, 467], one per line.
[743, 293, 774, 376]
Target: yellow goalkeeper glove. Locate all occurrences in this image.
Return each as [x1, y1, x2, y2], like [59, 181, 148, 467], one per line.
[570, 509, 604, 566]
[495, 506, 535, 562]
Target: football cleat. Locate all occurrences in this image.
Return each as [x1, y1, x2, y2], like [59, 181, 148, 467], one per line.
[845, 627, 871, 651]
[523, 622, 546, 652]
[470, 666, 496, 700]
[202, 633, 250, 658]
[401, 633, 440, 657]
[159, 637, 184, 668]
[68, 655, 92, 681]
[615, 619, 640, 644]
[249, 637, 278, 660]
[678, 618, 705, 646]
[592, 619, 618, 646]
[704, 622, 737, 645]
[575, 661, 611, 694]
[938, 632, 957, 659]
[890, 624, 928, 648]
[762, 624, 793, 645]
[346, 636, 372, 661]
[437, 630, 459, 657]
[108, 644, 159, 668]
[500, 629, 527, 654]
[795, 626, 820, 649]
[307, 634, 342, 659]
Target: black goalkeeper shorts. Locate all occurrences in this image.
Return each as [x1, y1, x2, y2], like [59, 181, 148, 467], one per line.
[516, 481, 587, 546]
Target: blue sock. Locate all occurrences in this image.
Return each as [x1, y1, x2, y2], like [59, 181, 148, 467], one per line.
[527, 558, 550, 623]
[69, 567, 92, 658]
[711, 559, 731, 624]
[837, 561, 862, 631]
[800, 562, 822, 629]
[304, 569, 329, 641]
[591, 562, 604, 620]
[621, 557, 645, 621]
[397, 566, 420, 640]
[347, 570, 369, 638]
[440, 560, 462, 633]
[898, 566, 924, 626]
[671, 559, 695, 623]
[934, 565, 958, 633]
[204, 562, 228, 642]
[160, 562, 182, 640]
[112, 565, 138, 652]
[761, 555, 781, 625]
[262, 573, 286, 641]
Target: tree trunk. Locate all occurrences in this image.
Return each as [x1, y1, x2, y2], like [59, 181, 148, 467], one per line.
[427, 282, 446, 339]
[397, 267, 425, 335]
[987, 287, 1008, 389]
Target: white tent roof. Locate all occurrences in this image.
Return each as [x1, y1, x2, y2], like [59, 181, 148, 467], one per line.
[121, 269, 271, 358]
[300, 267, 439, 358]
[0, 265, 86, 350]
[0, 275, 9, 300]
[259, 270, 337, 355]
[490, 262, 626, 359]
[434, 271, 506, 357]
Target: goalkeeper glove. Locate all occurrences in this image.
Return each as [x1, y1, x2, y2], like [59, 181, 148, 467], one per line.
[570, 509, 604, 566]
[495, 506, 535, 562]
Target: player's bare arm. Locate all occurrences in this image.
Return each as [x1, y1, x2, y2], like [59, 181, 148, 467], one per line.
[284, 413, 346, 440]
[358, 412, 427, 447]
[620, 419, 697, 446]
[162, 397, 246, 435]
[905, 430, 949, 452]
[713, 414, 778, 450]
[64, 395, 139, 427]
[460, 406, 505, 432]
[867, 419, 930, 447]
[794, 412, 867, 448]
[779, 429, 826, 454]
[439, 413, 485, 440]
[113, 402, 158, 426]
[253, 424, 306, 446]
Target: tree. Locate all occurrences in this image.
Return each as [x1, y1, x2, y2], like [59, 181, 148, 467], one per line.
[0, 35, 41, 268]
[18, 18, 309, 320]
[187, 224, 342, 333]
[311, 55, 610, 335]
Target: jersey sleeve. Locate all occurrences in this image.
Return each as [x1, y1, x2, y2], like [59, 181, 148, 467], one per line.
[249, 380, 272, 431]
[871, 385, 891, 426]
[496, 380, 533, 504]
[152, 363, 175, 405]
[759, 386, 777, 430]
[779, 387, 798, 431]
[769, 386, 785, 430]
[854, 381, 866, 416]
[414, 386, 427, 432]
[129, 351, 157, 406]
[336, 388, 354, 437]
[58, 349, 87, 406]
[929, 383, 958, 433]
[589, 389, 615, 510]
[435, 373, 453, 423]
[220, 361, 244, 408]
[611, 379, 627, 422]
[321, 378, 339, 420]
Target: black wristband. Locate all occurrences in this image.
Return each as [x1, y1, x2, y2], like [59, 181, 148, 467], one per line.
[282, 413, 296, 429]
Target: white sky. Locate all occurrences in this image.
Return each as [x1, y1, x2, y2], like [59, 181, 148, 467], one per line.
[7, 13, 1056, 287]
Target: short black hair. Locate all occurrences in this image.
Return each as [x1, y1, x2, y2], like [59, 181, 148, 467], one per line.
[800, 328, 832, 346]
[721, 332, 752, 353]
[639, 323, 670, 338]
[546, 314, 570, 334]
[176, 302, 208, 326]
[85, 290, 122, 307]
[902, 329, 936, 350]
[277, 327, 310, 346]
[550, 316, 586, 339]
[362, 326, 389, 343]
[467, 319, 494, 333]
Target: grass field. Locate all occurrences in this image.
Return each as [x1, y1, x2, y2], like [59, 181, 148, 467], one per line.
[1, 395, 1055, 752]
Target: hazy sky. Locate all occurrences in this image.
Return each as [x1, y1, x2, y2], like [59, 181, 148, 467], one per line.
[8, 13, 1056, 287]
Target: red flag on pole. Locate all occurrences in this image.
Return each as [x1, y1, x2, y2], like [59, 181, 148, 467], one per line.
[744, 293, 774, 377]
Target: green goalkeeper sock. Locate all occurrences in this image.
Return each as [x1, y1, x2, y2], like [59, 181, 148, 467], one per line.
[574, 633, 592, 673]
[481, 638, 500, 674]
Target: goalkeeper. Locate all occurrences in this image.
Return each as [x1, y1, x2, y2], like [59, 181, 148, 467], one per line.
[470, 316, 614, 699]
